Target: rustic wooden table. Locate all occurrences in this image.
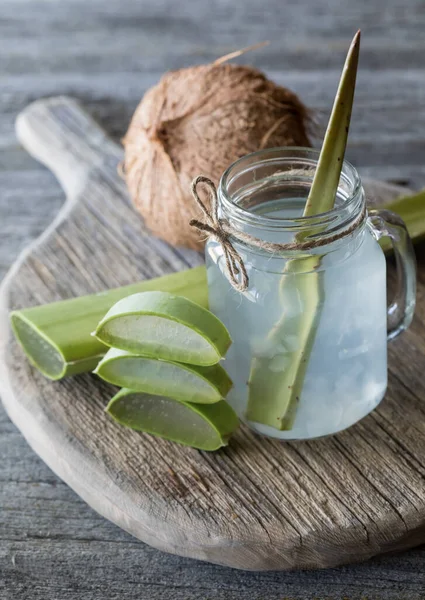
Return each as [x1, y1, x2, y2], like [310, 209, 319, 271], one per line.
[1, 1, 425, 598]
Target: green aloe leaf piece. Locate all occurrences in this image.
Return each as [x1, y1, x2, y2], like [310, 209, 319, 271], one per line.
[106, 389, 239, 451]
[247, 31, 361, 431]
[95, 291, 231, 366]
[95, 348, 232, 404]
[10, 266, 208, 380]
[381, 189, 425, 252]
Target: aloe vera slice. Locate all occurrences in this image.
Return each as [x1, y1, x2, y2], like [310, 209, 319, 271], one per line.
[247, 32, 361, 430]
[94, 348, 232, 403]
[10, 266, 208, 380]
[95, 291, 231, 366]
[106, 389, 239, 450]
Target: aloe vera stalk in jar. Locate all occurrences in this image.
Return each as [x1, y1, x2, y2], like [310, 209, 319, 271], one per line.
[246, 31, 361, 430]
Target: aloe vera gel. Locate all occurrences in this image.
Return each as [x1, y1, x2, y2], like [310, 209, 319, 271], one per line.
[205, 148, 416, 440]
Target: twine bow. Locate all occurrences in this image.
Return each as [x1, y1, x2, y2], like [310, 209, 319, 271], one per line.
[190, 175, 367, 294]
[190, 176, 249, 292]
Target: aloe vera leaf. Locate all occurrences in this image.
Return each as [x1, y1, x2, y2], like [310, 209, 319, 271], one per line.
[95, 291, 231, 366]
[94, 348, 232, 404]
[247, 32, 360, 431]
[304, 30, 361, 217]
[106, 389, 239, 451]
[381, 189, 425, 251]
[10, 266, 208, 380]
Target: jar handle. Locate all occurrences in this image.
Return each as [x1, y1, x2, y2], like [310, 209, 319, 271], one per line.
[368, 209, 416, 341]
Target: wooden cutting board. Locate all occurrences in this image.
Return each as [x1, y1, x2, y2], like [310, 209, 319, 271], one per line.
[1, 96, 425, 572]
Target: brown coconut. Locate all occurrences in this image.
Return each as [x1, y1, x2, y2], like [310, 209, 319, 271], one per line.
[123, 62, 312, 251]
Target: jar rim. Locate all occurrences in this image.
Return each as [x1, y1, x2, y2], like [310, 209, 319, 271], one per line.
[218, 147, 363, 233]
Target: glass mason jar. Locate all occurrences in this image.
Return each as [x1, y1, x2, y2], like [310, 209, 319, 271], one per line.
[205, 148, 416, 441]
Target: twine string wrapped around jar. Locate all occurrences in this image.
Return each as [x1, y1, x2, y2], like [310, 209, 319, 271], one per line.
[189, 175, 367, 292]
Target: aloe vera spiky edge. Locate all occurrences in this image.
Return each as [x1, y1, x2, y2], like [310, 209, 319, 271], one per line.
[246, 31, 361, 430]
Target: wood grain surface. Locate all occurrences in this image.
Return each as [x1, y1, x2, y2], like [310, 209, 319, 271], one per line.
[2, 0, 425, 598]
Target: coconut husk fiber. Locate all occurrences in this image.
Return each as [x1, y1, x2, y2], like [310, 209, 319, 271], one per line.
[123, 61, 312, 251]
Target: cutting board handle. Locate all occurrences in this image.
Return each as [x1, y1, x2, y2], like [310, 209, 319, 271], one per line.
[15, 96, 123, 196]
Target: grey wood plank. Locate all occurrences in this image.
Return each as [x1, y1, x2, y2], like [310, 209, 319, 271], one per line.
[0, 397, 423, 600]
[2, 403, 425, 600]
[2, 436, 425, 600]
